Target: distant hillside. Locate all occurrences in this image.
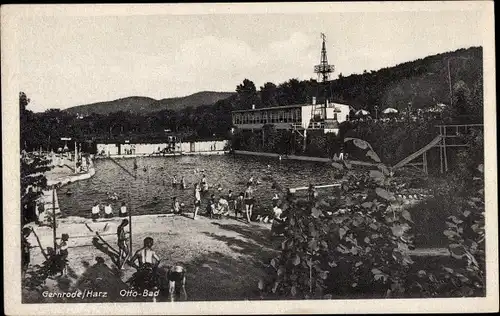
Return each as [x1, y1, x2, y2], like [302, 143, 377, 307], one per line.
[148, 91, 235, 112]
[329, 46, 483, 112]
[65, 91, 235, 115]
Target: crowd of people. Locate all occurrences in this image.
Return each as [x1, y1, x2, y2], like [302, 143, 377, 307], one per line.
[188, 172, 286, 227]
[22, 166, 309, 302]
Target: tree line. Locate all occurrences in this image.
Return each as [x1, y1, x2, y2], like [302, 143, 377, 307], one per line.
[237, 47, 483, 114]
[20, 47, 482, 153]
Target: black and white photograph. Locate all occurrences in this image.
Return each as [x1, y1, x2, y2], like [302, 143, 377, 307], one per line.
[2, 2, 497, 315]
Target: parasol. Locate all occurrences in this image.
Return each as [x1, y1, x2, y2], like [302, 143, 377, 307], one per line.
[382, 108, 398, 114]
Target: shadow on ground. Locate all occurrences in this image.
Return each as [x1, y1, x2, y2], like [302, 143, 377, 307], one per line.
[179, 222, 280, 301]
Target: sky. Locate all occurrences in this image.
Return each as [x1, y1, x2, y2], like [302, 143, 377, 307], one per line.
[16, 5, 485, 112]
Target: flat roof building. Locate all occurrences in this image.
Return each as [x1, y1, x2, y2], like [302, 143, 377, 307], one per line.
[231, 100, 352, 134]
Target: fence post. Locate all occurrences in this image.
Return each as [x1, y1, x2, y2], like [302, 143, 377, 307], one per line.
[52, 186, 57, 253]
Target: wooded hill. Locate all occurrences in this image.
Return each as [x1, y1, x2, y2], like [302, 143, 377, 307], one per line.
[64, 91, 235, 115]
[241, 46, 483, 113]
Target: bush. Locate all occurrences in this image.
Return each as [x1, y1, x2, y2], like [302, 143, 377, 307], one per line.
[407, 166, 485, 297]
[258, 136, 486, 299]
[259, 139, 416, 299]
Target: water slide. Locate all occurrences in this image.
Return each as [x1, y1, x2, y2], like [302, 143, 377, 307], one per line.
[392, 135, 442, 169]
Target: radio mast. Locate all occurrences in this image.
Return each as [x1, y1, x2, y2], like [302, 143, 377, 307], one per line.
[311, 33, 335, 126]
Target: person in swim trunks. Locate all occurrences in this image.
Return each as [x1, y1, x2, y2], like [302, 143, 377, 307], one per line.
[22, 227, 32, 278]
[235, 192, 244, 219]
[119, 201, 128, 218]
[117, 219, 129, 268]
[91, 202, 100, 220]
[244, 184, 254, 223]
[130, 237, 161, 289]
[193, 184, 201, 220]
[57, 233, 70, 276]
[200, 174, 207, 191]
[131, 237, 160, 268]
[272, 193, 280, 207]
[167, 264, 187, 301]
[207, 195, 218, 218]
[227, 190, 235, 212]
[104, 203, 113, 218]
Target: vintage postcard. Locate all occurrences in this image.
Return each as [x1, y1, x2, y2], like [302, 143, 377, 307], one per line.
[2, 2, 498, 315]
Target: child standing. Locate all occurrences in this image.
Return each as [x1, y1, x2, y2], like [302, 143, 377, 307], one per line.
[235, 192, 244, 219]
[201, 174, 208, 192]
[193, 184, 201, 220]
[57, 234, 69, 276]
[244, 184, 255, 223]
[227, 190, 235, 213]
[22, 227, 32, 278]
[117, 219, 129, 269]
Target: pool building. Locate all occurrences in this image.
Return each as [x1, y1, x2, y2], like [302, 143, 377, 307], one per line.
[231, 98, 352, 135]
[95, 137, 228, 157]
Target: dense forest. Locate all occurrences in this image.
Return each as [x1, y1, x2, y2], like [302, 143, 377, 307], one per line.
[242, 47, 483, 113]
[21, 46, 482, 152]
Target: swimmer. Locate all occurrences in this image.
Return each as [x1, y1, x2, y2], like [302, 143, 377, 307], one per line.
[217, 184, 223, 192]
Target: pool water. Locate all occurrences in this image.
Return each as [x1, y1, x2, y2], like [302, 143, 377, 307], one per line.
[58, 155, 342, 218]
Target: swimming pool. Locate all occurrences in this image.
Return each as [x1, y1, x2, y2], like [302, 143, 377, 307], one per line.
[58, 154, 342, 218]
